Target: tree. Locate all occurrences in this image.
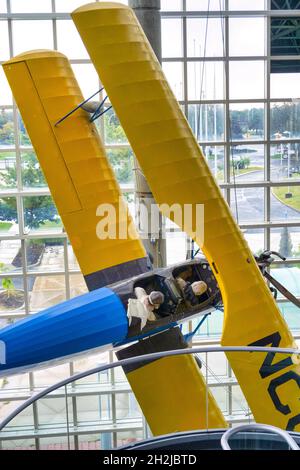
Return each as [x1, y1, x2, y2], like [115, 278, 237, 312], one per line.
[243, 157, 250, 168]
[0, 152, 58, 229]
[279, 226, 293, 258]
[230, 114, 243, 139]
[230, 107, 264, 139]
[104, 110, 127, 144]
[0, 197, 17, 224]
[0, 122, 14, 145]
[0, 261, 24, 309]
[248, 107, 264, 135]
[0, 262, 15, 296]
[20, 152, 46, 187]
[107, 148, 133, 184]
[0, 110, 14, 145]
[104, 109, 134, 184]
[0, 195, 58, 229]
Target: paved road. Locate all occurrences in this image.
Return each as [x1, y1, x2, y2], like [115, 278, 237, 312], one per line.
[231, 170, 300, 227]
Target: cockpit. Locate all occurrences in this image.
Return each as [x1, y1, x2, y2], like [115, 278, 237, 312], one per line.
[112, 258, 222, 336]
[132, 259, 220, 320]
[133, 274, 183, 318]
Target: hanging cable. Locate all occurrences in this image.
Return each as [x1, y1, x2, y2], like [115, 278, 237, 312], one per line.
[189, 0, 240, 254]
[197, 0, 210, 140]
[219, 0, 239, 224]
[197, 353, 251, 417]
[188, 0, 211, 260]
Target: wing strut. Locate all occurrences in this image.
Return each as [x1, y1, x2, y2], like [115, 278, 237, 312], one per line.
[55, 87, 112, 127]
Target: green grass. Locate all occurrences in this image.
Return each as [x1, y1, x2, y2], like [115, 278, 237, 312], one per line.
[0, 222, 12, 231]
[216, 166, 263, 181]
[32, 220, 63, 231]
[233, 166, 263, 176]
[0, 152, 14, 160]
[272, 186, 300, 212]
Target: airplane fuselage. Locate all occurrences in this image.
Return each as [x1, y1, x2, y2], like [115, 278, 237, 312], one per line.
[0, 258, 220, 377]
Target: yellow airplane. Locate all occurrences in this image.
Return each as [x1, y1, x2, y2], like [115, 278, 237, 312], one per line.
[1, 49, 226, 435]
[71, 2, 300, 432]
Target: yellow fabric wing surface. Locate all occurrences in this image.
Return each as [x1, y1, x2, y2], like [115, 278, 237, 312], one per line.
[72, 2, 300, 431]
[3, 51, 146, 279]
[125, 354, 227, 435]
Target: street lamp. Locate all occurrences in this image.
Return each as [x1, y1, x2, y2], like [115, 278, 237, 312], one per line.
[285, 132, 292, 199]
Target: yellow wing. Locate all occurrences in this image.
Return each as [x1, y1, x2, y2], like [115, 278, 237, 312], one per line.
[3, 50, 147, 289]
[117, 328, 226, 435]
[72, 2, 300, 431]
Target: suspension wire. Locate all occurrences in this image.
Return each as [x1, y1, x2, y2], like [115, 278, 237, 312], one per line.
[197, 0, 211, 140]
[219, 0, 239, 223]
[190, 0, 241, 257]
[54, 87, 103, 126]
[197, 353, 251, 417]
[188, 0, 211, 260]
[193, 2, 250, 411]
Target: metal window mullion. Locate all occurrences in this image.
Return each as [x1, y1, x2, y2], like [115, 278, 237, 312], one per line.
[20, 238, 30, 315]
[227, 356, 233, 421]
[12, 73, 31, 316]
[0, 145, 17, 154]
[163, 55, 267, 62]
[270, 54, 300, 61]
[69, 58, 92, 64]
[104, 143, 130, 149]
[63, 238, 70, 300]
[187, 98, 265, 104]
[161, 9, 300, 18]
[63, 220, 73, 450]
[13, 109, 25, 239]
[109, 350, 117, 448]
[182, 0, 191, 259]
[28, 371, 40, 450]
[0, 186, 138, 196]
[197, 139, 261, 146]
[182, 2, 188, 129]
[1, 8, 300, 20]
[52, 0, 57, 50]
[0, 232, 67, 241]
[265, 0, 271, 251]
[0, 103, 13, 109]
[0, 189, 51, 197]
[240, 221, 300, 229]
[224, 2, 230, 204]
[221, 180, 300, 188]
[9, 3, 32, 314]
[7, 0, 23, 200]
[0, 12, 70, 20]
[68, 362, 79, 450]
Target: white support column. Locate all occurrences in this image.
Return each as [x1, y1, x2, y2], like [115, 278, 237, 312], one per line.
[129, 0, 167, 267]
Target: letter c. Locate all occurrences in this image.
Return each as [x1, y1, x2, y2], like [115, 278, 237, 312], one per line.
[268, 371, 300, 415]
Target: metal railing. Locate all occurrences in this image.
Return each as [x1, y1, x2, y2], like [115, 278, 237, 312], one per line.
[1, 345, 300, 450]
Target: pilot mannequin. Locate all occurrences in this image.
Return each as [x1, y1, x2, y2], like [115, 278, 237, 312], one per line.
[127, 288, 165, 330]
[176, 277, 208, 307]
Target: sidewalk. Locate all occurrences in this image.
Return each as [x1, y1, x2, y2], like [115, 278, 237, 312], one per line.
[0, 225, 20, 268]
